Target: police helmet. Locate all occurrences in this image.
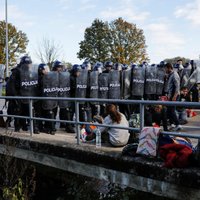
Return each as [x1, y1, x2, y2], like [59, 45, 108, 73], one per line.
[72, 64, 82, 72]
[82, 61, 91, 70]
[113, 63, 122, 71]
[159, 61, 166, 67]
[20, 55, 32, 65]
[122, 64, 129, 70]
[93, 62, 103, 71]
[184, 62, 192, 69]
[52, 60, 64, 71]
[38, 63, 49, 74]
[131, 63, 138, 69]
[174, 63, 180, 69]
[104, 61, 113, 68]
[142, 61, 148, 67]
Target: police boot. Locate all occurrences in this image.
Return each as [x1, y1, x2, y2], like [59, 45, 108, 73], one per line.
[33, 109, 40, 134]
[85, 106, 92, 122]
[49, 111, 56, 135]
[65, 111, 75, 133]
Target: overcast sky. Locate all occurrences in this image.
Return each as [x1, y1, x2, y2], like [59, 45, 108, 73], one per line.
[0, 0, 200, 64]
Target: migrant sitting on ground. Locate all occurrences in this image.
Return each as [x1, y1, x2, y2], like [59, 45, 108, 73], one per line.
[98, 104, 130, 147]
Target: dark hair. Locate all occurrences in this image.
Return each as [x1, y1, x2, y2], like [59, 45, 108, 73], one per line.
[177, 59, 183, 62]
[106, 104, 122, 124]
[165, 62, 173, 69]
[181, 86, 188, 91]
[5, 77, 9, 82]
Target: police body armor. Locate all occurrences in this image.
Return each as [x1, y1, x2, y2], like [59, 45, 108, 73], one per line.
[19, 64, 39, 104]
[131, 67, 145, 97]
[58, 72, 71, 108]
[42, 72, 59, 110]
[156, 66, 166, 96]
[89, 71, 99, 104]
[121, 69, 131, 99]
[75, 70, 88, 101]
[145, 65, 157, 95]
[108, 70, 121, 99]
[98, 73, 109, 100]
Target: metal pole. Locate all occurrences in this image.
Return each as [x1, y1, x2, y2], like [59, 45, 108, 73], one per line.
[140, 103, 144, 132]
[5, 0, 9, 77]
[29, 99, 33, 136]
[75, 101, 80, 145]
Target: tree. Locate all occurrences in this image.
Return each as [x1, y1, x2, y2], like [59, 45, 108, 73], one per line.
[62, 61, 72, 70]
[35, 37, 63, 69]
[0, 21, 29, 67]
[109, 18, 148, 64]
[77, 18, 149, 64]
[77, 19, 111, 63]
[164, 57, 190, 65]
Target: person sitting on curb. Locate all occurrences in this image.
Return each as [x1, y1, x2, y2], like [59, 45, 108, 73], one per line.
[97, 104, 130, 147]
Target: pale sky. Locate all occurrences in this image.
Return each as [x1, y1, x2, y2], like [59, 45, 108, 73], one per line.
[0, 0, 200, 64]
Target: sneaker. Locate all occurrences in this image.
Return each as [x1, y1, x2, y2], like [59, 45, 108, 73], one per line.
[170, 124, 176, 128]
[173, 125, 183, 131]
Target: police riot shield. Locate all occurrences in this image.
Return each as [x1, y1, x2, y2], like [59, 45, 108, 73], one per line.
[0, 64, 5, 81]
[58, 72, 71, 108]
[75, 70, 88, 100]
[108, 70, 121, 99]
[19, 64, 39, 104]
[145, 66, 157, 95]
[180, 68, 192, 88]
[186, 68, 200, 91]
[156, 67, 165, 96]
[121, 69, 131, 99]
[98, 73, 109, 99]
[42, 72, 59, 110]
[131, 67, 145, 97]
[89, 71, 99, 100]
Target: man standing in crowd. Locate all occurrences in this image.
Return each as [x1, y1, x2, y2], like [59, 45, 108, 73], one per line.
[165, 63, 182, 131]
[176, 87, 191, 125]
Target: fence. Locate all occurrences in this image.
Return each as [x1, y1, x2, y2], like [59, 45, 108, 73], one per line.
[0, 96, 200, 145]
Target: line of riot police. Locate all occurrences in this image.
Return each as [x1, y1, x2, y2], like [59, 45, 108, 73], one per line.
[5, 56, 200, 135]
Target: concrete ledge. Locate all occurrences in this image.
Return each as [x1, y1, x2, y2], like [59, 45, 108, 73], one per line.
[0, 134, 200, 199]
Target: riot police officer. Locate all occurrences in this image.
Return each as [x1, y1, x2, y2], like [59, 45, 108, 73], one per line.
[103, 61, 113, 73]
[130, 63, 145, 114]
[82, 61, 93, 122]
[98, 61, 113, 116]
[52, 60, 75, 133]
[8, 55, 39, 133]
[37, 63, 50, 132]
[119, 64, 131, 119]
[88, 62, 103, 118]
[70, 64, 87, 123]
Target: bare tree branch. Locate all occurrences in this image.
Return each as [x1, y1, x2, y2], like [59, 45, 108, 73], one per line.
[35, 37, 63, 69]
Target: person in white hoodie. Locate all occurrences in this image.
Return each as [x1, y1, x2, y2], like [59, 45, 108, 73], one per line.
[99, 104, 130, 147]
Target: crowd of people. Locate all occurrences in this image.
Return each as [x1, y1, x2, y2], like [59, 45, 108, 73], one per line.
[3, 56, 199, 147]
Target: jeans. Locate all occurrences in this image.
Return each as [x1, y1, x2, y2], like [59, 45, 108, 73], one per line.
[176, 110, 188, 124]
[167, 106, 180, 126]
